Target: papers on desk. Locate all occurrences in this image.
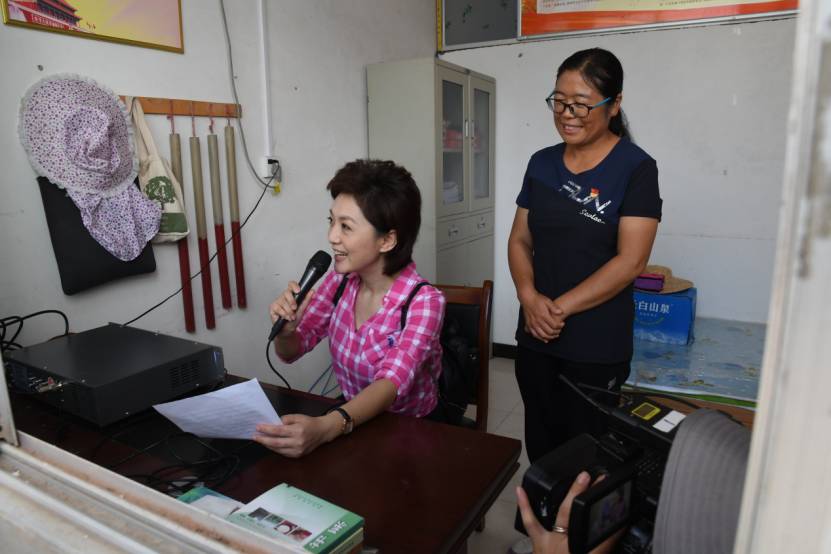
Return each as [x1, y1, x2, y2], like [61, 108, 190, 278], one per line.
[153, 378, 281, 439]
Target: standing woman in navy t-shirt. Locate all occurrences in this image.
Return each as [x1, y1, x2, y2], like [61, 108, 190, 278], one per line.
[508, 48, 663, 466]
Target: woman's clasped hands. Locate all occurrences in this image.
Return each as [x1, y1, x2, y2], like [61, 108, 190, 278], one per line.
[520, 289, 567, 343]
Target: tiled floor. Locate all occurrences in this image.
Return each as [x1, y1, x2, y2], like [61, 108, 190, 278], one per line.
[466, 356, 529, 554]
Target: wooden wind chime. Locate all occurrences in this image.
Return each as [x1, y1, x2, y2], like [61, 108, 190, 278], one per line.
[129, 96, 247, 332]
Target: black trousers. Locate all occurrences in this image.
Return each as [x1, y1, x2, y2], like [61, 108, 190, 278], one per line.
[515, 345, 631, 463]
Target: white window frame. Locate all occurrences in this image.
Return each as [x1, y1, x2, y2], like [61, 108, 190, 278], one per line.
[734, 1, 831, 552]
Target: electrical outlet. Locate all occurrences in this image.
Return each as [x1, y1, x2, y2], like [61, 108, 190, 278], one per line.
[261, 155, 277, 179]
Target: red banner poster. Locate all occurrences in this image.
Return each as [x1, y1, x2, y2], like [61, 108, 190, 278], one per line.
[521, 0, 798, 36]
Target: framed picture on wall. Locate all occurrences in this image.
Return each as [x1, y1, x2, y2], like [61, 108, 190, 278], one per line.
[1, 0, 183, 53]
[520, 0, 798, 38]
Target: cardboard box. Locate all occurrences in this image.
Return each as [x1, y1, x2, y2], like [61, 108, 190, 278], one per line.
[633, 288, 697, 345]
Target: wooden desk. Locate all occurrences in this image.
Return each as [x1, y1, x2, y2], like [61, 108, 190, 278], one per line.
[11, 376, 521, 554]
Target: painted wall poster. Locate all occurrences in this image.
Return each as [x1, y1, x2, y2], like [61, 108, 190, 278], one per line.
[2, 0, 183, 53]
[521, 0, 798, 37]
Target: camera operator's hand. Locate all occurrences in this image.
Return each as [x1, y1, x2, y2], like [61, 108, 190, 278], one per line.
[516, 471, 622, 554]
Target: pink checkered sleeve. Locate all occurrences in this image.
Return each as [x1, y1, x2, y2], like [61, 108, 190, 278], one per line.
[373, 287, 445, 400]
[276, 270, 340, 363]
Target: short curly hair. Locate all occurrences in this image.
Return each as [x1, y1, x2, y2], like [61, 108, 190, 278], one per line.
[327, 159, 421, 275]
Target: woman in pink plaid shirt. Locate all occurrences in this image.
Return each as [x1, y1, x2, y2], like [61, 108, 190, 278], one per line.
[255, 160, 447, 458]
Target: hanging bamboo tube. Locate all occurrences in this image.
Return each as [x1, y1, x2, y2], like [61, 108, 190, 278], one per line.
[190, 135, 216, 329]
[208, 133, 232, 309]
[169, 132, 196, 333]
[225, 123, 247, 308]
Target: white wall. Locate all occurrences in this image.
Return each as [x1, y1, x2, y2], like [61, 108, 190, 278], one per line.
[0, 0, 435, 390]
[442, 19, 796, 345]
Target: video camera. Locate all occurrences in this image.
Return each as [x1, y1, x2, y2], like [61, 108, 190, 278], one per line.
[518, 376, 689, 554]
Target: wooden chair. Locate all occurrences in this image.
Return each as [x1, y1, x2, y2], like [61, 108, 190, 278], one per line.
[434, 280, 494, 432]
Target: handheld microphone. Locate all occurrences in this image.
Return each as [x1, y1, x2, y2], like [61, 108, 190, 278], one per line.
[268, 250, 332, 341]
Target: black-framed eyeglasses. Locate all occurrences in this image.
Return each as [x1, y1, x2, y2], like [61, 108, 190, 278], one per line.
[545, 93, 611, 118]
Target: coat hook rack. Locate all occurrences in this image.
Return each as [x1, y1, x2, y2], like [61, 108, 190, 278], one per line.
[120, 95, 241, 118]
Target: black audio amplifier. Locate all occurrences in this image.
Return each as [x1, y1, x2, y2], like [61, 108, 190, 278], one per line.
[4, 324, 225, 426]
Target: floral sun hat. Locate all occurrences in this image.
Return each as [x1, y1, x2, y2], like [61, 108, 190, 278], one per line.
[19, 74, 160, 261]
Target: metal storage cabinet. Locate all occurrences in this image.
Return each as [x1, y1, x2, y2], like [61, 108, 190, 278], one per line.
[367, 58, 495, 286]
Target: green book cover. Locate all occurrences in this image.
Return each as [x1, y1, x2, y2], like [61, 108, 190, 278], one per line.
[227, 483, 364, 554]
[329, 527, 364, 554]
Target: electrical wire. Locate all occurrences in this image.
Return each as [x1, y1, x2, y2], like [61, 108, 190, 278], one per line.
[156, 436, 250, 493]
[307, 363, 333, 394]
[86, 410, 159, 459]
[1, 310, 69, 353]
[90, 412, 254, 496]
[322, 365, 333, 395]
[129, 456, 239, 495]
[122, 182, 270, 326]
[322, 386, 340, 397]
[572, 382, 635, 403]
[105, 433, 188, 470]
[576, 381, 702, 411]
[621, 388, 703, 411]
[560, 374, 673, 446]
[218, 0, 278, 191]
[124, 1, 280, 326]
[105, 432, 242, 495]
[125, 451, 240, 495]
[266, 341, 292, 389]
[322, 380, 341, 398]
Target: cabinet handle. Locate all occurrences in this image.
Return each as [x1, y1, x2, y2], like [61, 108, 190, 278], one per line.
[477, 220, 486, 230]
[464, 119, 469, 138]
[449, 225, 459, 237]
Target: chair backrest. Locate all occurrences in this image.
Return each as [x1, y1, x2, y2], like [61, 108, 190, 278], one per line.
[434, 280, 493, 432]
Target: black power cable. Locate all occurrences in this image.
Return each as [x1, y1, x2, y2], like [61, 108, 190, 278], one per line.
[122, 181, 270, 327]
[1, 310, 70, 353]
[576, 381, 703, 411]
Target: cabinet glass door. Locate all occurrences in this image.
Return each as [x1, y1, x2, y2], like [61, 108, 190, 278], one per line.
[470, 76, 495, 212]
[437, 67, 468, 217]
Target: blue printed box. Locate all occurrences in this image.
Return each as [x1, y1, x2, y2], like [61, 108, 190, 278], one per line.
[633, 288, 696, 345]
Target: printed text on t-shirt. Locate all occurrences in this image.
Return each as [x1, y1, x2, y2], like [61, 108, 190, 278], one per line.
[558, 180, 610, 223]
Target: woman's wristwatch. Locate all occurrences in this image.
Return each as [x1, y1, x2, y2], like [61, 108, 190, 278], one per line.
[328, 406, 354, 435]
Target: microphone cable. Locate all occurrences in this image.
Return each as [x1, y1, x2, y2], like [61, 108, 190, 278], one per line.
[265, 339, 292, 390]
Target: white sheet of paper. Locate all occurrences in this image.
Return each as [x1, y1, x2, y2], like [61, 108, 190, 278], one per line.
[153, 378, 281, 439]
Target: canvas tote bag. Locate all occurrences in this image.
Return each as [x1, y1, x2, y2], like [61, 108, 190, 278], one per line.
[127, 97, 189, 242]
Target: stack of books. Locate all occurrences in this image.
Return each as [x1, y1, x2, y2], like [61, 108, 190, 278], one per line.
[178, 484, 364, 554]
